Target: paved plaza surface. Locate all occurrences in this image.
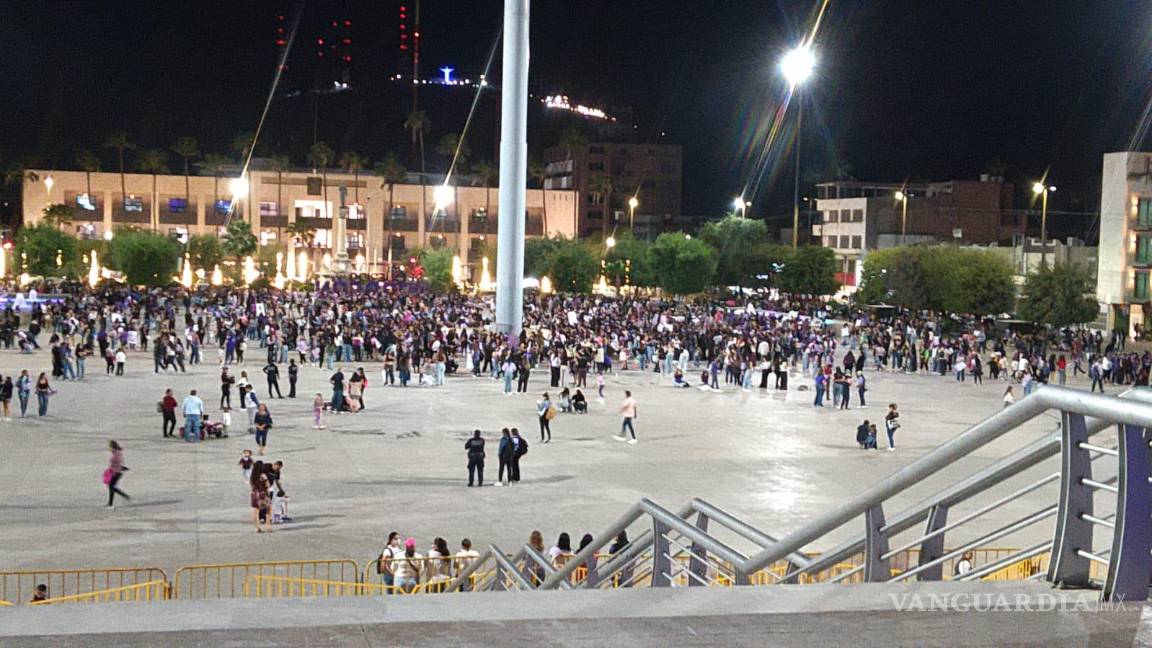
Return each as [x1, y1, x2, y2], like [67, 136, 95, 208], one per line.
[0, 347, 1098, 574]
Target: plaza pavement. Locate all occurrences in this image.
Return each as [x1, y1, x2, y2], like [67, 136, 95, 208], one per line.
[0, 347, 1101, 575]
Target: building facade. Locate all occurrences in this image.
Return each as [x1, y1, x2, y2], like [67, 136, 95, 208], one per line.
[813, 177, 1021, 291]
[543, 142, 682, 239]
[22, 168, 577, 273]
[1097, 151, 1152, 334]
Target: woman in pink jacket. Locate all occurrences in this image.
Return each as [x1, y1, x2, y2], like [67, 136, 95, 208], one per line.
[105, 441, 130, 508]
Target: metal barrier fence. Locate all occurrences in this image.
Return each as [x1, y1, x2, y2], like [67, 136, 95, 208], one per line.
[0, 568, 167, 605]
[244, 575, 396, 598]
[173, 560, 358, 599]
[27, 580, 170, 606]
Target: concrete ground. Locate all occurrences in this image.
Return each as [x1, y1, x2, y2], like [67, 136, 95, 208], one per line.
[0, 345, 1101, 577]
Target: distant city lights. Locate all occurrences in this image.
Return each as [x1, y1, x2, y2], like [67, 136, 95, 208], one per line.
[543, 95, 615, 121]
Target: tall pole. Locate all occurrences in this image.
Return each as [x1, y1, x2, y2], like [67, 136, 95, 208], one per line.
[1040, 188, 1049, 268]
[901, 196, 908, 247]
[495, 0, 529, 340]
[792, 93, 803, 249]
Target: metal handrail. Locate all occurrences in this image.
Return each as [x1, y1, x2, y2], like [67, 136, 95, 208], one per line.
[748, 388, 1152, 575]
[956, 542, 1051, 581]
[488, 544, 533, 591]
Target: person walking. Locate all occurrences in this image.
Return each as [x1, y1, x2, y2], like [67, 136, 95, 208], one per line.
[855, 372, 867, 407]
[254, 403, 273, 455]
[249, 461, 272, 533]
[330, 367, 346, 413]
[537, 392, 554, 443]
[160, 388, 178, 438]
[220, 367, 235, 409]
[287, 359, 298, 398]
[1003, 385, 1016, 409]
[496, 428, 513, 486]
[884, 403, 900, 452]
[465, 429, 486, 487]
[180, 389, 205, 442]
[16, 369, 31, 418]
[263, 361, 283, 399]
[34, 372, 52, 416]
[0, 376, 13, 421]
[615, 390, 638, 444]
[104, 440, 130, 508]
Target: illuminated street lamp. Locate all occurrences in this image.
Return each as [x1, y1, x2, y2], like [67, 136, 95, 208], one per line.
[627, 196, 639, 230]
[1032, 181, 1056, 266]
[605, 236, 617, 249]
[732, 197, 751, 217]
[781, 44, 816, 249]
[44, 176, 54, 193]
[894, 190, 909, 246]
[433, 184, 454, 211]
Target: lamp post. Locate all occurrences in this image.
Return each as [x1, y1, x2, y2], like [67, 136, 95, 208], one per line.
[894, 190, 908, 246]
[781, 44, 815, 249]
[627, 196, 638, 232]
[732, 197, 750, 217]
[1032, 182, 1056, 267]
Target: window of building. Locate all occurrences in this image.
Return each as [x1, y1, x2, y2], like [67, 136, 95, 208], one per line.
[1136, 271, 1150, 300]
[294, 200, 328, 219]
[588, 162, 604, 171]
[1140, 198, 1152, 229]
[588, 210, 603, 220]
[839, 235, 850, 248]
[589, 192, 604, 205]
[259, 201, 279, 217]
[826, 236, 836, 247]
[314, 229, 332, 247]
[589, 145, 605, 154]
[306, 177, 322, 196]
[826, 210, 838, 223]
[390, 206, 407, 219]
[840, 209, 852, 222]
[347, 204, 365, 219]
[214, 199, 231, 214]
[168, 198, 189, 213]
[124, 196, 144, 212]
[430, 235, 447, 249]
[1138, 235, 1152, 264]
[260, 230, 278, 245]
[347, 233, 364, 249]
[853, 209, 864, 222]
[851, 235, 862, 248]
[390, 235, 406, 251]
[470, 208, 488, 222]
[76, 193, 98, 212]
[844, 259, 856, 274]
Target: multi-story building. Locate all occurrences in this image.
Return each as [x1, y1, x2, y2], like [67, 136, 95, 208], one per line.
[1097, 151, 1152, 334]
[813, 177, 1022, 291]
[543, 142, 682, 239]
[21, 167, 577, 274]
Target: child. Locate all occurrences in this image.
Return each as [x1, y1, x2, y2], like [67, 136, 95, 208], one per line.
[271, 490, 289, 524]
[239, 449, 253, 482]
[221, 407, 232, 437]
[313, 393, 325, 429]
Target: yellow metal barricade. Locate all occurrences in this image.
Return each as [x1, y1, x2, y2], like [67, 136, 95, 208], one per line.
[244, 575, 395, 598]
[174, 560, 359, 599]
[0, 600, 13, 606]
[27, 580, 170, 606]
[0, 568, 168, 604]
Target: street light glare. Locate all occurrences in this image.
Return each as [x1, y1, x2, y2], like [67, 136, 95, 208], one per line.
[628, 196, 639, 209]
[433, 184, 454, 210]
[780, 45, 816, 87]
[605, 236, 617, 248]
[1032, 182, 1045, 195]
[229, 177, 249, 197]
[894, 190, 905, 201]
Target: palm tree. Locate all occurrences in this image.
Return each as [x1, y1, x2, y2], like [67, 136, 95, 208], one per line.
[473, 159, 497, 228]
[307, 141, 335, 219]
[135, 149, 169, 231]
[436, 133, 469, 174]
[104, 131, 135, 215]
[41, 203, 75, 232]
[75, 149, 102, 209]
[221, 218, 258, 259]
[338, 151, 368, 204]
[231, 131, 256, 166]
[170, 137, 200, 208]
[268, 154, 291, 242]
[285, 219, 316, 247]
[201, 153, 232, 220]
[376, 153, 407, 261]
[590, 175, 616, 238]
[404, 110, 430, 174]
[529, 158, 548, 236]
[559, 124, 588, 165]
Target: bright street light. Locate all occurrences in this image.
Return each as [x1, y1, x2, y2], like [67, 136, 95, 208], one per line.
[894, 190, 909, 246]
[627, 196, 639, 209]
[433, 184, 454, 211]
[605, 236, 617, 248]
[44, 176, 54, 192]
[1032, 182, 1055, 195]
[780, 45, 816, 88]
[228, 177, 249, 197]
[1032, 181, 1056, 267]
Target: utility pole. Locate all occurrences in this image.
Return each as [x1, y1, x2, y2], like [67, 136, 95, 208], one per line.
[495, 0, 529, 340]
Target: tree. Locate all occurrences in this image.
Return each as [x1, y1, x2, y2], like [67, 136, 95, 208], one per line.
[858, 246, 1015, 313]
[541, 237, 598, 293]
[376, 153, 408, 260]
[472, 159, 497, 223]
[75, 149, 102, 207]
[221, 218, 258, 259]
[419, 247, 456, 292]
[650, 232, 716, 295]
[285, 220, 316, 247]
[404, 110, 430, 173]
[201, 153, 231, 217]
[135, 148, 169, 231]
[307, 141, 335, 219]
[268, 154, 291, 242]
[590, 175, 616, 238]
[186, 234, 224, 272]
[436, 133, 469, 172]
[170, 137, 200, 208]
[105, 229, 181, 286]
[524, 236, 563, 277]
[338, 151, 368, 204]
[1019, 263, 1098, 327]
[16, 225, 77, 276]
[604, 232, 656, 287]
[778, 246, 839, 296]
[103, 131, 135, 215]
[40, 203, 74, 232]
[698, 215, 778, 289]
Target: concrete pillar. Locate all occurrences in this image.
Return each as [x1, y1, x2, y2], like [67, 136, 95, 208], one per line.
[495, 0, 529, 338]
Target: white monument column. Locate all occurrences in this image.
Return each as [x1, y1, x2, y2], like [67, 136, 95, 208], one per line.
[495, 0, 529, 338]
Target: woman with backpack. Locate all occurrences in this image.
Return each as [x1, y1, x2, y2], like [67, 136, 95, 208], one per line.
[537, 392, 554, 443]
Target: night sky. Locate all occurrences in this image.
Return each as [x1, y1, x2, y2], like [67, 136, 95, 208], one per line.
[2, 0, 1150, 233]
